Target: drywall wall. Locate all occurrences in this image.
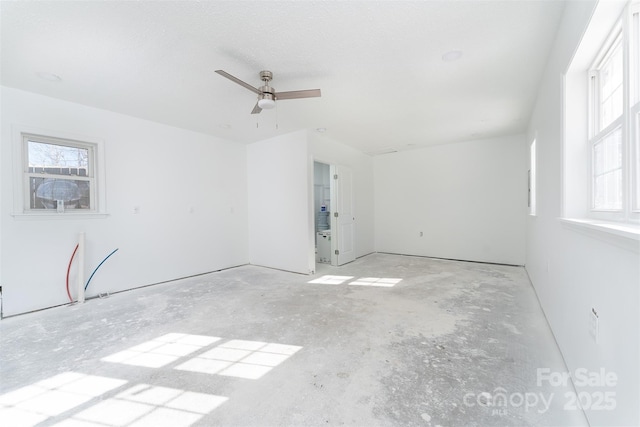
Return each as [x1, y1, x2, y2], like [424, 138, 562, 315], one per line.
[0, 86, 248, 316]
[309, 132, 375, 259]
[373, 135, 526, 265]
[246, 130, 375, 274]
[526, 1, 640, 425]
[247, 130, 312, 274]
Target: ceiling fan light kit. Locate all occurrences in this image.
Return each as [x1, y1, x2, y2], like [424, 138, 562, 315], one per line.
[215, 69, 321, 114]
[257, 94, 275, 109]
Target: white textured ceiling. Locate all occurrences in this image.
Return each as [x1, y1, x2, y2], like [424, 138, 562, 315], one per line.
[1, 1, 565, 154]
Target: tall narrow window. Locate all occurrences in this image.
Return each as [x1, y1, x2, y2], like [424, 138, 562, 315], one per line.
[529, 139, 537, 215]
[563, 0, 639, 225]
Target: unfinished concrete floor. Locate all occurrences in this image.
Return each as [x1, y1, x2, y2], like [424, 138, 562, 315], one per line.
[0, 253, 588, 426]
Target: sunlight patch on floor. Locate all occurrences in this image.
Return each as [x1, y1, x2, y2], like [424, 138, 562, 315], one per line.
[308, 275, 402, 287]
[58, 384, 227, 427]
[307, 275, 354, 285]
[348, 277, 402, 287]
[0, 372, 127, 427]
[101, 333, 221, 368]
[176, 340, 302, 379]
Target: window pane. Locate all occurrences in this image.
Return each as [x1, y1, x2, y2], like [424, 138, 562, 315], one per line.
[611, 85, 623, 119]
[28, 178, 90, 210]
[593, 127, 623, 210]
[27, 140, 89, 175]
[604, 130, 622, 171]
[599, 40, 623, 130]
[593, 128, 622, 173]
[634, 10, 640, 105]
[635, 112, 640, 210]
[594, 170, 623, 210]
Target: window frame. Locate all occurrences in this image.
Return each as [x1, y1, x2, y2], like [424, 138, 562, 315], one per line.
[12, 125, 107, 218]
[529, 139, 537, 216]
[22, 133, 96, 212]
[587, 1, 639, 223]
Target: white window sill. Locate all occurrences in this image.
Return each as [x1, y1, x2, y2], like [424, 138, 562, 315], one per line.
[11, 212, 110, 220]
[559, 218, 640, 252]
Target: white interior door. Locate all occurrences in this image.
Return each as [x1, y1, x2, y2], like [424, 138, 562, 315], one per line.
[330, 165, 356, 266]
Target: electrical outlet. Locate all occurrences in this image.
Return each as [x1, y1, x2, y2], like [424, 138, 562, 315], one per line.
[589, 308, 599, 343]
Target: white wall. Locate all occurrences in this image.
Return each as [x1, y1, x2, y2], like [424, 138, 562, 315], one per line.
[247, 130, 313, 274]
[374, 135, 526, 265]
[309, 132, 375, 259]
[246, 131, 375, 274]
[526, 1, 640, 425]
[1, 87, 248, 316]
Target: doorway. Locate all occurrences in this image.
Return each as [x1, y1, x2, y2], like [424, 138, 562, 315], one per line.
[313, 162, 356, 268]
[313, 162, 332, 264]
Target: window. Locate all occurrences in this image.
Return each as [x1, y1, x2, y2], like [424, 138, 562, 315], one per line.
[13, 128, 106, 216]
[633, 2, 640, 211]
[587, 0, 640, 222]
[24, 135, 95, 211]
[529, 139, 536, 215]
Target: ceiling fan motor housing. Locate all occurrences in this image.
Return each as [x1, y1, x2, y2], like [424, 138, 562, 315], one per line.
[259, 70, 275, 99]
[259, 86, 275, 97]
[259, 70, 273, 82]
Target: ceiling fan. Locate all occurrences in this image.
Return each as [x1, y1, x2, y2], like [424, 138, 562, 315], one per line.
[215, 70, 321, 114]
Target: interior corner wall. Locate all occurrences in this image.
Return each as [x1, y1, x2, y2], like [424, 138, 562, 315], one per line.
[526, 1, 639, 425]
[309, 132, 375, 259]
[247, 130, 312, 274]
[373, 135, 526, 265]
[0, 86, 249, 317]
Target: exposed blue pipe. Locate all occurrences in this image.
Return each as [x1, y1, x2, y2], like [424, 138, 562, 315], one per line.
[85, 248, 119, 291]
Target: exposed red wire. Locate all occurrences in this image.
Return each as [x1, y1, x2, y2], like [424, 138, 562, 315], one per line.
[66, 243, 79, 302]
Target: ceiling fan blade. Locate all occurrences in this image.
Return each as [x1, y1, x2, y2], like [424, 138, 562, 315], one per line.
[274, 89, 321, 100]
[215, 70, 261, 95]
[251, 102, 262, 114]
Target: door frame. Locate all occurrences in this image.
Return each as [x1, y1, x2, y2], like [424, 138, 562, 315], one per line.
[311, 159, 355, 270]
